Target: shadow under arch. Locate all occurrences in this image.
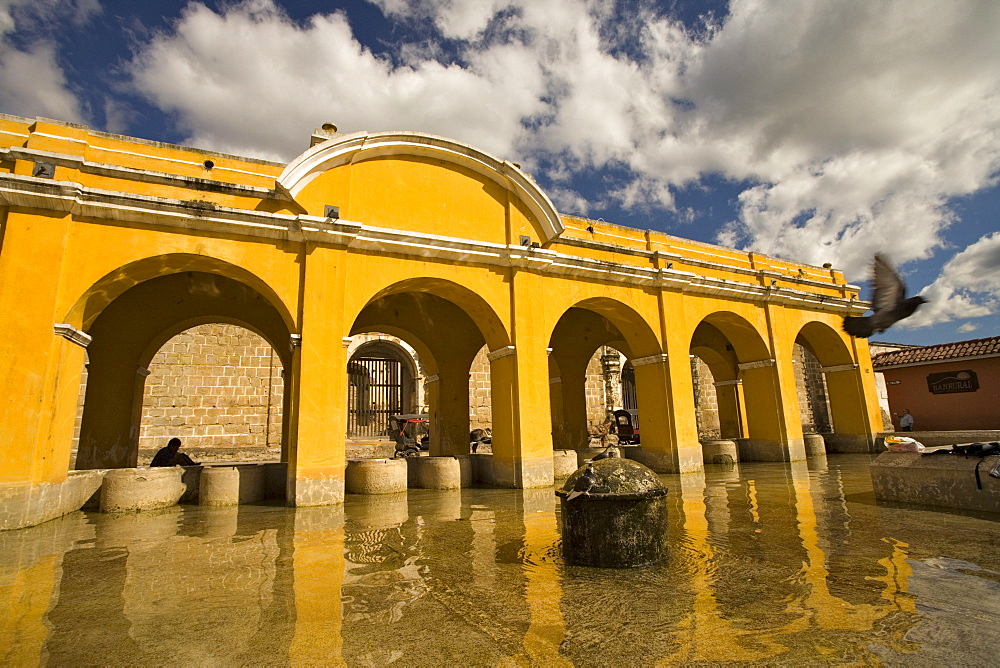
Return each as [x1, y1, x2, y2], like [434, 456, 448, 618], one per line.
[363, 277, 510, 353]
[691, 311, 793, 460]
[75, 271, 293, 470]
[63, 253, 295, 334]
[350, 280, 505, 455]
[548, 298, 665, 453]
[795, 320, 870, 449]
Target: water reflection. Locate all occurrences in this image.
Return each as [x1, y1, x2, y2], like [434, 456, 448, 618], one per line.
[1, 456, 999, 665]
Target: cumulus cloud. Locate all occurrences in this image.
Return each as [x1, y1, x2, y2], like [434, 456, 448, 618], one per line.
[0, 0, 98, 121]
[119, 0, 1000, 327]
[128, 0, 546, 160]
[904, 232, 1000, 328]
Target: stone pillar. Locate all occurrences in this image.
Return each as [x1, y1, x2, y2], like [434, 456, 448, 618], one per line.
[738, 358, 805, 462]
[714, 379, 745, 439]
[822, 353, 881, 453]
[287, 247, 347, 506]
[491, 273, 555, 488]
[600, 347, 623, 412]
[0, 210, 86, 485]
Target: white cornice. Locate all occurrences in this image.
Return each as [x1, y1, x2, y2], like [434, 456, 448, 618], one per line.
[277, 131, 564, 243]
[0, 173, 864, 316]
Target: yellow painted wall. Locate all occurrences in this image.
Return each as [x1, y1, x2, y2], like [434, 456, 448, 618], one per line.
[0, 116, 879, 502]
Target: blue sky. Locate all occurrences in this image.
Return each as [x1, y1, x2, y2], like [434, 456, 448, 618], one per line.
[1, 0, 998, 346]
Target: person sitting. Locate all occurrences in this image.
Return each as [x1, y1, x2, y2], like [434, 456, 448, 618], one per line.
[150, 437, 199, 466]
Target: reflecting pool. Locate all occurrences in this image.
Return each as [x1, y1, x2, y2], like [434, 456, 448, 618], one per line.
[2, 455, 999, 665]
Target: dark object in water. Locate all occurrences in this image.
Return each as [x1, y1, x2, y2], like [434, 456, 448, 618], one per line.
[843, 253, 927, 338]
[556, 458, 668, 568]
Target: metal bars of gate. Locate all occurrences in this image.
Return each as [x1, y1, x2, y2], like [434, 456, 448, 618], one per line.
[347, 357, 403, 438]
[621, 364, 637, 411]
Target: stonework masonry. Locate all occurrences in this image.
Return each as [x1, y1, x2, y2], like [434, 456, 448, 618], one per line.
[73, 324, 283, 465]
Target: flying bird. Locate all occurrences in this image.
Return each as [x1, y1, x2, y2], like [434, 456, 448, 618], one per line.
[566, 463, 597, 501]
[843, 253, 927, 338]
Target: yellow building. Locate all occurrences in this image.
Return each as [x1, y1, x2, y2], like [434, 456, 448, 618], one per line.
[0, 115, 881, 528]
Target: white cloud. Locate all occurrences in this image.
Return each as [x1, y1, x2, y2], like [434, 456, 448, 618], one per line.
[0, 0, 98, 122]
[0, 40, 82, 120]
[904, 232, 1000, 327]
[121, 0, 1000, 326]
[128, 0, 546, 161]
[957, 322, 979, 334]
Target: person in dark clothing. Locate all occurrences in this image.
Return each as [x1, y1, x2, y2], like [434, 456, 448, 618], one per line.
[150, 437, 198, 466]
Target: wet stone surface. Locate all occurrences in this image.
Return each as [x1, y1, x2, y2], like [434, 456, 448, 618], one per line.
[558, 458, 669, 567]
[2, 455, 1000, 665]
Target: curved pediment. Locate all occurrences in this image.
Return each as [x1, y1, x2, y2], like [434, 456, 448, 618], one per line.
[277, 131, 563, 244]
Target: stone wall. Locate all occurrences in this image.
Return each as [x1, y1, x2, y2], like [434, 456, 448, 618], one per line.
[138, 324, 284, 451]
[468, 346, 492, 430]
[793, 343, 832, 433]
[692, 357, 721, 438]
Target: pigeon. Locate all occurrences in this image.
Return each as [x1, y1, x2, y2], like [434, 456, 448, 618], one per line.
[843, 253, 927, 338]
[590, 445, 619, 461]
[565, 463, 597, 501]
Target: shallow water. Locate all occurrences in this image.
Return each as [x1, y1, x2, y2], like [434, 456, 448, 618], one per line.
[2, 455, 999, 666]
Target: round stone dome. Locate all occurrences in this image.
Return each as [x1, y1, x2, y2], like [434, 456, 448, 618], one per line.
[558, 457, 666, 498]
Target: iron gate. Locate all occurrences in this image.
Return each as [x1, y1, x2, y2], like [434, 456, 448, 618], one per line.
[621, 364, 637, 411]
[347, 357, 403, 438]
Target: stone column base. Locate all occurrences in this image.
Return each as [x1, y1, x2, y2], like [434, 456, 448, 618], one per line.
[0, 470, 106, 530]
[289, 471, 345, 507]
[411, 456, 462, 490]
[803, 433, 827, 456]
[491, 455, 554, 489]
[871, 452, 1000, 514]
[345, 458, 408, 494]
[736, 438, 806, 462]
[823, 432, 876, 453]
[701, 439, 739, 465]
[101, 467, 185, 513]
[553, 450, 579, 479]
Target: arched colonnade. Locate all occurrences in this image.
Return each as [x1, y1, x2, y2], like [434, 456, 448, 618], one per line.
[0, 118, 881, 513]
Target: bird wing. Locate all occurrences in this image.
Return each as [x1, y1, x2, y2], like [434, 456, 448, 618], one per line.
[871, 253, 906, 314]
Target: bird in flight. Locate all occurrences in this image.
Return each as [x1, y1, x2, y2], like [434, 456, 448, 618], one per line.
[843, 253, 927, 338]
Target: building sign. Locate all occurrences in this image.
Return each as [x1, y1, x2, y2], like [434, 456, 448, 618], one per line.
[926, 370, 978, 394]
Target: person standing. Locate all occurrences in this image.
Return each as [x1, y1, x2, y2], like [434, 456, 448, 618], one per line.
[899, 409, 914, 432]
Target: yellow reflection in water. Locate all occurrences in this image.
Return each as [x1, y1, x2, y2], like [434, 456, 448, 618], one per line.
[290, 507, 346, 665]
[519, 490, 570, 667]
[662, 470, 773, 664]
[0, 555, 60, 664]
[788, 461, 913, 636]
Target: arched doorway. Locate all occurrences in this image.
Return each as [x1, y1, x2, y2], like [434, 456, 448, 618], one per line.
[346, 337, 420, 439]
[349, 278, 510, 458]
[74, 269, 293, 469]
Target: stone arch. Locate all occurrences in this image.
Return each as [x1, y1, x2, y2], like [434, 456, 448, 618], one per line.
[278, 131, 563, 243]
[349, 277, 510, 456]
[691, 311, 793, 461]
[548, 298, 663, 452]
[795, 321, 870, 450]
[63, 253, 295, 334]
[345, 337, 422, 439]
[74, 269, 293, 470]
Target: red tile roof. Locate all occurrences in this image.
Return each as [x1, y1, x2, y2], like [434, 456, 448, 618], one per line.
[872, 335, 1000, 368]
